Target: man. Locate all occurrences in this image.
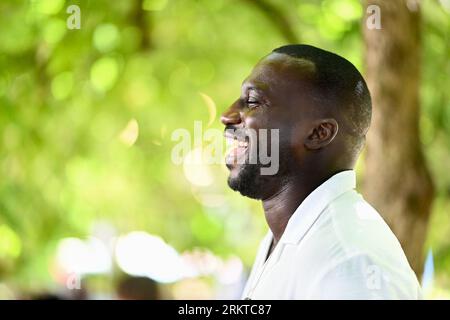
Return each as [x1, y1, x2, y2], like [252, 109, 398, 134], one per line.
[221, 44, 421, 299]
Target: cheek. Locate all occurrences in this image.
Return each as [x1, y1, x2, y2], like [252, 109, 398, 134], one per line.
[243, 110, 269, 130]
[290, 124, 309, 159]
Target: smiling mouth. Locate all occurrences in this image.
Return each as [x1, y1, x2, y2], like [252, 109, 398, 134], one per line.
[224, 133, 249, 166]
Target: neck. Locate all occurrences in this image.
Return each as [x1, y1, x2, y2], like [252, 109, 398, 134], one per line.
[261, 170, 336, 244]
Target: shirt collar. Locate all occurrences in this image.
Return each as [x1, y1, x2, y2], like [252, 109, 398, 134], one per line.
[279, 170, 356, 245]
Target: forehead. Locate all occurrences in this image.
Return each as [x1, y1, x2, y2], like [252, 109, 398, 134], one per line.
[242, 53, 316, 94]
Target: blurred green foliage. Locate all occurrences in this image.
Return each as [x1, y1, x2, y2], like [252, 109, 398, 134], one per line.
[0, 0, 449, 295]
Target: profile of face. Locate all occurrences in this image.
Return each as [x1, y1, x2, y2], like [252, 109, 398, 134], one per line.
[221, 45, 371, 201]
[221, 52, 337, 200]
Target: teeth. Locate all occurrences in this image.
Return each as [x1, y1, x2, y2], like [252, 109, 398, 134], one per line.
[225, 136, 247, 146]
[238, 141, 248, 147]
[225, 136, 248, 150]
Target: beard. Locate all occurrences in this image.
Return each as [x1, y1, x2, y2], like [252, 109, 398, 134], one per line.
[227, 163, 270, 199]
[227, 142, 291, 200]
[224, 124, 294, 200]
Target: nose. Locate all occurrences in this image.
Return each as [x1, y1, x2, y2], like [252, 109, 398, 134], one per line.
[221, 102, 242, 126]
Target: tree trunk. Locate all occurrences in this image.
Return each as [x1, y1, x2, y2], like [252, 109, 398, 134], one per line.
[362, 0, 434, 277]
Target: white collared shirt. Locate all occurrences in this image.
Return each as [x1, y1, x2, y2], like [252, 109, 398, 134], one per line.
[241, 170, 421, 300]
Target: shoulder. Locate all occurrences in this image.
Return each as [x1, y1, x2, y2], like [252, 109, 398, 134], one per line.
[292, 190, 421, 299]
[317, 189, 405, 259]
[305, 252, 421, 299]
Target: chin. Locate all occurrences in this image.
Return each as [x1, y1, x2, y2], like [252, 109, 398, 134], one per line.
[227, 164, 264, 200]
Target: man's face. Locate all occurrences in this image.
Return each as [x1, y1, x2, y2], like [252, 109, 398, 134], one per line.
[221, 53, 317, 199]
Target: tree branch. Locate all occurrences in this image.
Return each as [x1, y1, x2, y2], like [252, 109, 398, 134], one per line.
[243, 0, 299, 43]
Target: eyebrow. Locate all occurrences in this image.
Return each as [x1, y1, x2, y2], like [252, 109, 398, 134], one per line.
[241, 81, 269, 95]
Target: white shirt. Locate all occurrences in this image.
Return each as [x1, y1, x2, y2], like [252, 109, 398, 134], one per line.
[241, 170, 421, 300]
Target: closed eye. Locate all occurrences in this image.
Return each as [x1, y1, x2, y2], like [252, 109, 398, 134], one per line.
[242, 88, 266, 109]
[246, 99, 259, 106]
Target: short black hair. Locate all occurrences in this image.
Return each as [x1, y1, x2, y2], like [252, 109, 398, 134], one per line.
[272, 44, 372, 152]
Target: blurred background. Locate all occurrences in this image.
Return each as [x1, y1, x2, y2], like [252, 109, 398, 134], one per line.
[0, 0, 449, 299]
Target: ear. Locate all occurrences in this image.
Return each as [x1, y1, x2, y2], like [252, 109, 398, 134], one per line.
[304, 118, 339, 150]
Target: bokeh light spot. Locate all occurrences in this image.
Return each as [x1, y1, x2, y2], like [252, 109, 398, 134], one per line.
[115, 231, 186, 283]
[93, 24, 120, 53]
[183, 148, 214, 187]
[119, 119, 139, 147]
[90, 57, 119, 92]
[199, 92, 217, 128]
[51, 71, 73, 100]
[34, 0, 65, 15]
[142, 0, 168, 11]
[43, 18, 66, 44]
[0, 225, 22, 259]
